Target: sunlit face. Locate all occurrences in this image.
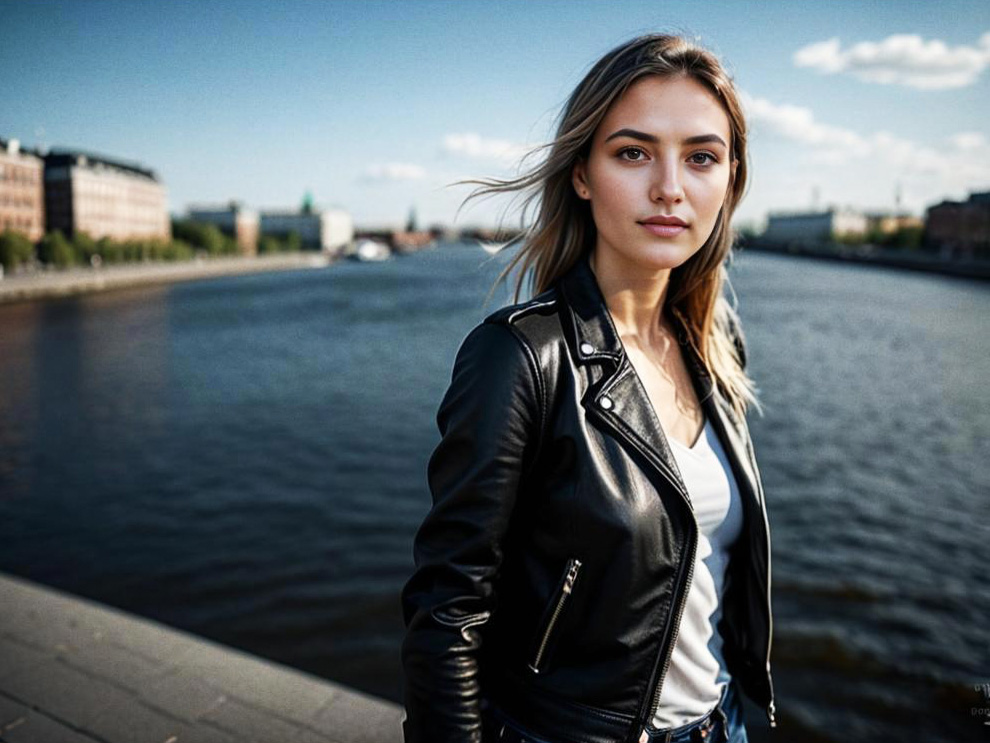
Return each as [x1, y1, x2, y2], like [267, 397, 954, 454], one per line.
[572, 74, 737, 275]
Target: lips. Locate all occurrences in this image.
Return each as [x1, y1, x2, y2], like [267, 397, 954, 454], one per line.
[639, 215, 688, 227]
[639, 215, 688, 238]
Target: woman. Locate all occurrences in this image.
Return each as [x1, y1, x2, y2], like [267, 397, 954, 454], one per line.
[401, 33, 776, 743]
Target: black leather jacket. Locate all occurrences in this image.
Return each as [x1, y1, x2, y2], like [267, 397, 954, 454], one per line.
[401, 251, 776, 743]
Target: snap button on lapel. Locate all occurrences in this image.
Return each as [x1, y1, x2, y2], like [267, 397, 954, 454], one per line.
[580, 342, 595, 355]
[599, 396, 613, 410]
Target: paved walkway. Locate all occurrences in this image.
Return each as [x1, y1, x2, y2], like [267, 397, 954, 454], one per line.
[0, 253, 335, 305]
[0, 572, 404, 742]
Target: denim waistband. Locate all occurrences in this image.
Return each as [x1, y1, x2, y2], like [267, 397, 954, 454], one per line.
[642, 682, 730, 743]
[482, 681, 733, 743]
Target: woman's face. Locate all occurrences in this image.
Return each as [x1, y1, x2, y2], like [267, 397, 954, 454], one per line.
[572, 74, 736, 275]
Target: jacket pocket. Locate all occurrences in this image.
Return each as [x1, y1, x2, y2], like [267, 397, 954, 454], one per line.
[527, 557, 582, 674]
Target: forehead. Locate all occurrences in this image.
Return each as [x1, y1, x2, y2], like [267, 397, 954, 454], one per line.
[596, 74, 731, 142]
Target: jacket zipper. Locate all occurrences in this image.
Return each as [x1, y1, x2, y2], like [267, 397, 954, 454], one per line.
[528, 558, 582, 674]
[633, 433, 777, 734]
[643, 515, 698, 730]
[593, 388, 776, 735]
[590, 409, 698, 739]
[748, 447, 777, 728]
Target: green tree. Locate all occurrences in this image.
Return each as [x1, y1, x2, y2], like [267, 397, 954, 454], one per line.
[891, 226, 923, 250]
[258, 235, 282, 254]
[285, 230, 302, 252]
[172, 220, 229, 255]
[0, 230, 34, 272]
[38, 230, 75, 267]
[73, 231, 98, 265]
[96, 237, 121, 264]
[162, 239, 194, 261]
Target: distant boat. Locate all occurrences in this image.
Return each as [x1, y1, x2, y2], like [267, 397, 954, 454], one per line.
[479, 241, 508, 255]
[352, 239, 391, 262]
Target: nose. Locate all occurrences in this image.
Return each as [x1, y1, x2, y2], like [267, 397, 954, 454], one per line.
[649, 157, 684, 204]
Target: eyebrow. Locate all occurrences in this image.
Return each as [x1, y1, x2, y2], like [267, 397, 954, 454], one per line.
[604, 128, 728, 148]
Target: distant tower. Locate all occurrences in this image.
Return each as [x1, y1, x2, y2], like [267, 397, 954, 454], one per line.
[811, 185, 821, 211]
[895, 180, 903, 212]
[406, 206, 418, 233]
[301, 190, 314, 214]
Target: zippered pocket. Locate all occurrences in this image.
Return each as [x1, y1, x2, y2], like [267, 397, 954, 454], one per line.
[527, 558, 582, 674]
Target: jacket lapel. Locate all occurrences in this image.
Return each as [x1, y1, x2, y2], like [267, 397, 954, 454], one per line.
[557, 252, 762, 511]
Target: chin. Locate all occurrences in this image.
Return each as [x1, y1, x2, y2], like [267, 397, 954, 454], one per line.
[630, 240, 698, 270]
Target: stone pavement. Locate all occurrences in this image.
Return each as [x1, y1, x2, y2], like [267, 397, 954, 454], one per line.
[0, 572, 405, 742]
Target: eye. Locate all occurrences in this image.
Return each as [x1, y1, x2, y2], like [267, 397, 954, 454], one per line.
[689, 151, 719, 166]
[617, 146, 648, 162]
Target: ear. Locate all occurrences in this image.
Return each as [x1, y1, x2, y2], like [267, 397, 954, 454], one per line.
[723, 157, 739, 203]
[572, 158, 591, 200]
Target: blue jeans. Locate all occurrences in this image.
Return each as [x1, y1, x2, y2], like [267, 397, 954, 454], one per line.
[642, 679, 749, 743]
[481, 679, 749, 743]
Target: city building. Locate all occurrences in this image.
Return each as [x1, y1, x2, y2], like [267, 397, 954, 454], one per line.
[0, 137, 45, 242]
[259, 200, 353, 254]
[188, 201, 259, 256]
[44, 149, 170, 242]
[925, 191, 990, 260]
[762, 208, 868, 245]
[864, 212, 924, 236]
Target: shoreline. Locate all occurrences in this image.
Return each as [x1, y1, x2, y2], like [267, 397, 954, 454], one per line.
[1, 240, 986, 308]
[0, 252, 337, 305]
[741, 241, 990, 281]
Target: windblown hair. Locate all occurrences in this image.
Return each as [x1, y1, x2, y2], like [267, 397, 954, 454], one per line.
[465, 32, 761, 417]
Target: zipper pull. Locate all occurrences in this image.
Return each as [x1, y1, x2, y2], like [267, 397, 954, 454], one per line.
[563, 560, 582, 594]
[767, 700, 777, 727]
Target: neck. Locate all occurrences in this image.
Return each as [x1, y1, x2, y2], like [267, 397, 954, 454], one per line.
[588, 248, 673, 346]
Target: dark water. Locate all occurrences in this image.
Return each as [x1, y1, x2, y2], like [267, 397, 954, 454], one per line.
[0, 243, 987, 742]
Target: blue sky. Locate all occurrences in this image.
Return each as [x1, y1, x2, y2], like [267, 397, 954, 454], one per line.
[2, 0, 989, 229]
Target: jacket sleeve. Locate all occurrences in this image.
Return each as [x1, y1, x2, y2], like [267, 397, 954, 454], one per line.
[400, 320, 545, 743]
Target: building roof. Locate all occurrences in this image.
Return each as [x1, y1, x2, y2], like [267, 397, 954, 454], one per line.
[0, 136, 44, 160]
[44, 148, 160, 182]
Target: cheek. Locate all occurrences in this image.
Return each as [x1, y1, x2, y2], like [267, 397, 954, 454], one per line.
[690, 174, 730, 217]
[588, 166, 637, 221]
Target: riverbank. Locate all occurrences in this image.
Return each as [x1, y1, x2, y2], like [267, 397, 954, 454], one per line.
[741, 240, 990, 280]
[0, 571, 404, 742]
[0, 252, 336, 305]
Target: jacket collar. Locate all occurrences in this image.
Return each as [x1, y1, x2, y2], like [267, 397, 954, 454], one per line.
[556, 250, 761, 509]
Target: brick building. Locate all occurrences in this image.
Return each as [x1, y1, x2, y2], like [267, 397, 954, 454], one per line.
[925, 191, 990, 260]
[0, 138, 45, 242]
[44, 149, 170, 242]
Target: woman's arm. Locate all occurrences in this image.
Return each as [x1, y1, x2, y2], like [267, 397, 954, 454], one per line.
[401, 320, 545, 743]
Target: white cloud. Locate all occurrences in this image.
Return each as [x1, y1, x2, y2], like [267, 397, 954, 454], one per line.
[441, 132, 530, 165]
[741, 90, 990, 191]
[949, 131, 988, 151]
[358, 163, 426, 182]
[794, 31, 990, 90]
[741, 92, 870, 161]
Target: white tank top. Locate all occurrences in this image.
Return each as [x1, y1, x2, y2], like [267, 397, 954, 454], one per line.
[650, 416, 745, 730]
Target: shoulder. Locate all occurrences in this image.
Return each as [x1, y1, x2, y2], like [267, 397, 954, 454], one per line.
[446, 286, 563, 413]
[479, 285, 563, 356]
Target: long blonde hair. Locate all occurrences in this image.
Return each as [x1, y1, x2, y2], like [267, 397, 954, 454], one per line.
[465, 33, 761, 418]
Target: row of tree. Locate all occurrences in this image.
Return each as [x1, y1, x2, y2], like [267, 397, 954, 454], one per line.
[0, 221, 304, 273]
[835, 225, 924, 249]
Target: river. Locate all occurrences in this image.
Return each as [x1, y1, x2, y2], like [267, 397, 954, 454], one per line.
[0, 242, 986, 741]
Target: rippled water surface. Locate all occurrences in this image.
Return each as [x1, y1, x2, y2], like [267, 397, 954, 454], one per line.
[0, 244, 987, 741]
